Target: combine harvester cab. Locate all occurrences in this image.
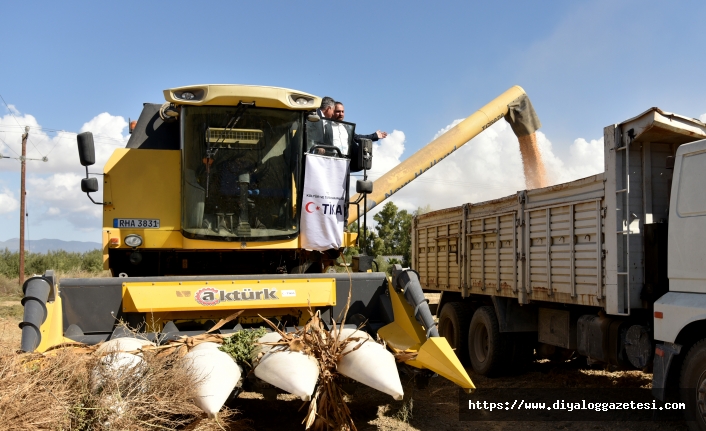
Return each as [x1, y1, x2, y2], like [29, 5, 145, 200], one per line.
[20, 84, 539, 417]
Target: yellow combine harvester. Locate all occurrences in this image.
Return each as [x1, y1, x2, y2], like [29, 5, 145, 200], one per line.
[19, 84, 540, 402]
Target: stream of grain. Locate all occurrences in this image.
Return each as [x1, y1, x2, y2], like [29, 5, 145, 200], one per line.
[518, 132, 547, 189]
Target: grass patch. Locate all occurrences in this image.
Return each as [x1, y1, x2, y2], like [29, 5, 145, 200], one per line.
[0, 248, 104, 279]
[219, 327, 268, 372]
[0, 304, 23, 320]
[0, 274, 21, 298]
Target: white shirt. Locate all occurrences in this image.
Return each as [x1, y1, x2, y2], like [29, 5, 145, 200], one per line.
[329, 121, 349, 155]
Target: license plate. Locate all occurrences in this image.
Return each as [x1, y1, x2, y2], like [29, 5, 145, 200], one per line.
[113, 218, 160, 228]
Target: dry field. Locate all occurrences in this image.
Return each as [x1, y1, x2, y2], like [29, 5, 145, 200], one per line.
[0, 285, 690, 431]
[231, 360, 688, 431]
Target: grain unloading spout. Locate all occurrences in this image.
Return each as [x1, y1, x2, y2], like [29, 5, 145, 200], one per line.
[347, 85, 541, 225]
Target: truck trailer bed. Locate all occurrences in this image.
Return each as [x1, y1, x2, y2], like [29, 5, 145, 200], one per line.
[413, 173, 606, 307]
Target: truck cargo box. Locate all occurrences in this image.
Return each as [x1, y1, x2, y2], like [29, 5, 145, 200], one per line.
[413, 173, 605, 307]
[412, 108, 706, 316]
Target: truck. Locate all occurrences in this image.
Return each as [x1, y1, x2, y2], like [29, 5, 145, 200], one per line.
[412, 107, 706, 429]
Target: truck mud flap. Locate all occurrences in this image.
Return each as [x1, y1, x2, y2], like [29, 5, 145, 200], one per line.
[652, 342, 682, 401]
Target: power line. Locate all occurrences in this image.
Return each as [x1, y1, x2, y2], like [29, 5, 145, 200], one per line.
[0, 125, 127, 145]
[0, 132, 21, 158]
[45, 132, 65, 157]
[0, 94, 44, 158]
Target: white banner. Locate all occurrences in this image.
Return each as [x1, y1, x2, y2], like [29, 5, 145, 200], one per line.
[300, 154, 350, 251]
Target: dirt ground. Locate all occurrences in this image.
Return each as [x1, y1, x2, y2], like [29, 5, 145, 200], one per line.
[231, 365, 688, 431]
[0, 299, 689, 431]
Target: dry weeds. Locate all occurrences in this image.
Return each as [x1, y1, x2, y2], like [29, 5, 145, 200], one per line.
[0, 327, 245, 430]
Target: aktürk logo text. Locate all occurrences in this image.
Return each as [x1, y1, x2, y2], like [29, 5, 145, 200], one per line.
[194, 287, 279, 306]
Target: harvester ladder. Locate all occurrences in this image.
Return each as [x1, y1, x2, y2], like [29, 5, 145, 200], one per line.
[614, 129, 634, 316]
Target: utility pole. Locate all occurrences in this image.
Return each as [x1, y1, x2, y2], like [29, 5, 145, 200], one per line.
[19, 126, 29, 287]
[1, 127, 48, 286]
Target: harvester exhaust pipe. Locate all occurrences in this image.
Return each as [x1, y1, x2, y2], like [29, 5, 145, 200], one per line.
[392, 264, 438, 338]
[347, 85, 541, 225]
[19, 271, 55, 352]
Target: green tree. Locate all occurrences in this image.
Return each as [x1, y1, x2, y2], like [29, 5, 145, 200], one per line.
[337, 222, 382, 272]
[398, 213, 412, 266]
[372, 202, 412, 265]
[415, 204, 432, 216]
[343, 203, 433, 268]
[352, 223, 384, 257]
[401, 205, 433, 265]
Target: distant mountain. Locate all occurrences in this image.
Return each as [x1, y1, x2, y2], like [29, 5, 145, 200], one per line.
[0, 238, 101, 254]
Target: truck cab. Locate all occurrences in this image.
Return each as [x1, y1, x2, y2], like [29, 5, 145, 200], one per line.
[653, 138, 706, 427]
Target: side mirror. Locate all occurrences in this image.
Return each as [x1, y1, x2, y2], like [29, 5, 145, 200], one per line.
[359, 138, 373, 170]
[81, 177, 99, 193]
[356, 180, 373, 194]
[77, 132, 96, 166]
[78, 131, 104, 205]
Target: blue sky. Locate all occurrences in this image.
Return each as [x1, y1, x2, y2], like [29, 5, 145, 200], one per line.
[1, 0, 705, 243]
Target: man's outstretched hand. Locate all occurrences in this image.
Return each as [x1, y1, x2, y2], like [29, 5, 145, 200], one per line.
[376, 130, 388, 139]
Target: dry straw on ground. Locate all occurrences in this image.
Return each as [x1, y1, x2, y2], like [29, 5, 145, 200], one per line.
[0, 265, 400, 430]
[0, 333, 244, 430]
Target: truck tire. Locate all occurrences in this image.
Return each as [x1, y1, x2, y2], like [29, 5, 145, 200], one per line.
[468, 306, 510, 376]
[680, 339, 706, 431]
[438, 302, 472, 364]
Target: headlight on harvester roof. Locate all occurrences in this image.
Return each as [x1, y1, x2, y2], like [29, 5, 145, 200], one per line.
[124, 234, 143, 248]
[290, 94, 314, 106]
[173, 89, 204, 101]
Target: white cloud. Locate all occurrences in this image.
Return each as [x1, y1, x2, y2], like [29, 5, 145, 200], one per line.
[27, 173, 103, 231]
[700, 113, 706, 123]
[0, 107, 128, 237]
[365, 118, 604, 216]
[0, 187, 19, 214]
[556, 137, 604, 182]
[4, 104, 20, 116]
[0, 109, 127, 174]
[367, 130, 406, 178]
[80, 113, 129, 141]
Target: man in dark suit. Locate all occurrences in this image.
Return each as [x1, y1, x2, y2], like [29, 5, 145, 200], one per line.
[332, 101, 387, 142]
[331, 101, 387, 172]
[317, 96, 335, 119]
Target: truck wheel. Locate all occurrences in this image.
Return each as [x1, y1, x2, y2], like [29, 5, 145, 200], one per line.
[438, 302, 472, 364]
[467, 306, 509, 376]
[680, 339, 706, 431]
